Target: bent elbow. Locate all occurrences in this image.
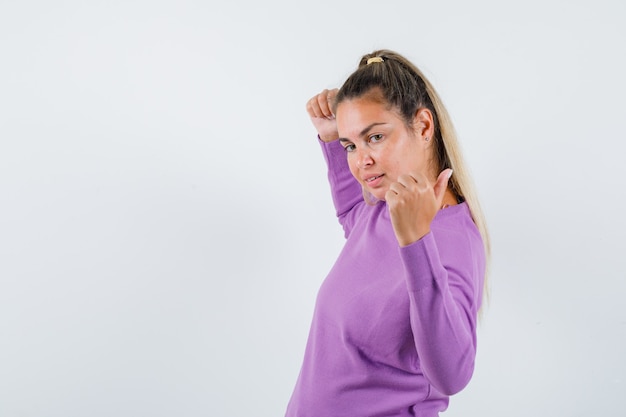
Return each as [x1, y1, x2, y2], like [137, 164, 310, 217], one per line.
[437, 375, 471, 396]
[430, 361, 475, 396]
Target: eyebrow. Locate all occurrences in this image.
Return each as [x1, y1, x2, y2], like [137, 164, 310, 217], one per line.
[338, 122, 387, 143]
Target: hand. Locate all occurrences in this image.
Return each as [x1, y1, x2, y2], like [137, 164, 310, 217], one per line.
[386, 169, 453, 247]
[305, 88, 339, 142]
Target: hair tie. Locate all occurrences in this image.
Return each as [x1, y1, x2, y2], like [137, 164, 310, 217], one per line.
[366, 57, 384, 65]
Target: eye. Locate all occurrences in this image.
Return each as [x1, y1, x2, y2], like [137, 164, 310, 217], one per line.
[343, 143, 356, 153]
[369, 134, 384, 143]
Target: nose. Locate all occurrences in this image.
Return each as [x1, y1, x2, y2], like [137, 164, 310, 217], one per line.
[356, 147, 374, 169]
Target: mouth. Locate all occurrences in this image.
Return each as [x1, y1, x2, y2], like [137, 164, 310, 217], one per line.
[365, 175, 383, 182]
[364, 174, 384, 186]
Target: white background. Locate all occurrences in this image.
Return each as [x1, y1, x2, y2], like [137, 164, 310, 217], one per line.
[1, 1, 625, 416]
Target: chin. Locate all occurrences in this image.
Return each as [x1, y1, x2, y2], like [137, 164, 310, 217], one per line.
[366, 190, 386, 202]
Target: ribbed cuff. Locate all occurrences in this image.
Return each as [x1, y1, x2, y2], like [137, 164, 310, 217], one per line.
[399, 232, 442, 291]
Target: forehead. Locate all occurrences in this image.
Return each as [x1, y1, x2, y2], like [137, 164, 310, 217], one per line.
[336, 97, 402, 136]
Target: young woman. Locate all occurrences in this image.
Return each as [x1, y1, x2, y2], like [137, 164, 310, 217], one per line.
[286, 49, 490, 417]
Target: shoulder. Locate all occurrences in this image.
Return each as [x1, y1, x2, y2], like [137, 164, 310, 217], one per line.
[430, 202, 483, 260]
[432, 203, 479, 236]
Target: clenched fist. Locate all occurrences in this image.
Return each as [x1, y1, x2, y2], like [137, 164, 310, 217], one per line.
[305, 88, 339, 143]
[386, 169, 453, 247]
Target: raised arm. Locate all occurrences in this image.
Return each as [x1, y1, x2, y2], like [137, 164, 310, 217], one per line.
[401, 215, 485, 395]
[386, 170, 484, 394]
[306, 89, 363, 235]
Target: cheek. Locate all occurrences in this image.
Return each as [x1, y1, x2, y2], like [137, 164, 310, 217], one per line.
[347, 157, 357, 174]
[346, 155, 362, 181]
[393, 148, 422, 176]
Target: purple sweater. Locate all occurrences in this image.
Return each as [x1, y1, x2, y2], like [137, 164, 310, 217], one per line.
[285, 140, 485, 417]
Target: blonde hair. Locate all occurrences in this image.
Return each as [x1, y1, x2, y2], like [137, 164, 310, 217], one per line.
[335, 49, 491, 302]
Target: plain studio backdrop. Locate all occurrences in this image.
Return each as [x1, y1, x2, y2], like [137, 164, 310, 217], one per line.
[1, 0, 624, 416]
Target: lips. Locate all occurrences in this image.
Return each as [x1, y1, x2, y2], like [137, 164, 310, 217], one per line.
[365, 174, 383, 182]
[363, 174, 384, 187]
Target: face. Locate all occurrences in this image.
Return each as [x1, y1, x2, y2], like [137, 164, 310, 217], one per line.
[336, 96, 433, 201]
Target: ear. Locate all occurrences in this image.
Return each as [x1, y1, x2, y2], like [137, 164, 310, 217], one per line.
[412, 108, 435, 141]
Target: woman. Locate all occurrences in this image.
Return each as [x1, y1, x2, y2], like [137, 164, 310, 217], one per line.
[285, 49, 490, 417]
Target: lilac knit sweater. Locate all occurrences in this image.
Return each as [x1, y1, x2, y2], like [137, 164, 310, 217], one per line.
[285, 140, 485, 417]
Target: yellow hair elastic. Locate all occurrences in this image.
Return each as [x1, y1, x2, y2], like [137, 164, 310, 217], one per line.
[366, 57, 384, 65]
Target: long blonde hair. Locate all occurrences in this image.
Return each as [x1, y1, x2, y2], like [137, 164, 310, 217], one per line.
[335, 49, 491, 301]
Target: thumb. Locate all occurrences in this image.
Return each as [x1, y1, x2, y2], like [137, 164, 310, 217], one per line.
[434, 169, 453, 205]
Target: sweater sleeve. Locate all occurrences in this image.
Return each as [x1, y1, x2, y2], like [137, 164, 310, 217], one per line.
[399, 217, 485, 396]
[320, 138, 364, 236]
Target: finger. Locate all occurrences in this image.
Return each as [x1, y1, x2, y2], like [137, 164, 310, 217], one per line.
[388, 180, 407, 195]
[306, 96, 323, 118]
[396, 173, 418, 188]
[317, 89, 334, 119]
[326, 88, 338, 116]
[433, 169, 453, 205]
[385, 189, 398, 202]
[306, 90, 329, 118]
